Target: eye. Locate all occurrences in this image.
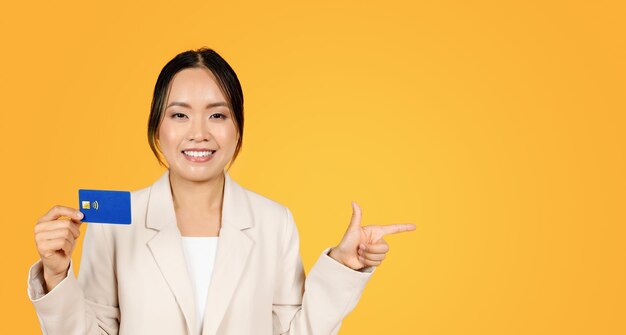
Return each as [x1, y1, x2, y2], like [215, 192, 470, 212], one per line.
[210, 113, 226, 119]
[171, 112, 187, 119]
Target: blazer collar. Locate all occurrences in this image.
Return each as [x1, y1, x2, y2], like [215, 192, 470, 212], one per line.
[145, 169, 255, 335]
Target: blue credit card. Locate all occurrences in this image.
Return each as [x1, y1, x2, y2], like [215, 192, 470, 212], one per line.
[78, 189, 132, 224]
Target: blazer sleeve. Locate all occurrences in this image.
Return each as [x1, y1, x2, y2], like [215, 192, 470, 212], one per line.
[27, 222, 120, 335]
[272, 207, 375, 335]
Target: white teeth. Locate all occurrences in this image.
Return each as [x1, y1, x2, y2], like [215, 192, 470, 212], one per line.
[183, 150, 215, 157]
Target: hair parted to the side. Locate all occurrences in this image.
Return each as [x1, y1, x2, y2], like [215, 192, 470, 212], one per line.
[147, 47, 244, 172]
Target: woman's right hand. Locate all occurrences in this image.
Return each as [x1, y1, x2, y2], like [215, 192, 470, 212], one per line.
[34, 205, 84, 293]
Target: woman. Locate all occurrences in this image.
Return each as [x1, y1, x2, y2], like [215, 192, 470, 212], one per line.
[28, 48, 416, 335]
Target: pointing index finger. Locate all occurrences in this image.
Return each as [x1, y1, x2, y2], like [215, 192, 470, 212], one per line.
[380, 223, 416, 236]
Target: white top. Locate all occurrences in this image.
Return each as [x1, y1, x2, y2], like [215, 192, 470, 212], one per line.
[181, 236, 219, 335]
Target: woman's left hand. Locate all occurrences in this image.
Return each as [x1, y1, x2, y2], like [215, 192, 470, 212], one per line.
[328, 201, 416, 271]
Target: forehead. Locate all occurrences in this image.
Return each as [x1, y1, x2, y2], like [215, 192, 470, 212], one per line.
[167, 67, 227, 104]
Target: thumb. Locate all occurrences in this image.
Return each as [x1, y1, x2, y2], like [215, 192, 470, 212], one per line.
[348, 201, 362, 230]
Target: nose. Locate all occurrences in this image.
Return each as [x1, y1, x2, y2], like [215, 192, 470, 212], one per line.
[187, 117, 210, 142]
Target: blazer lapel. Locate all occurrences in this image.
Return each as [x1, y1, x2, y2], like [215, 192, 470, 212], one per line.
[202, 171, 255, 335]
[144, 169, 255, 335]
[145, 170, 196, 334]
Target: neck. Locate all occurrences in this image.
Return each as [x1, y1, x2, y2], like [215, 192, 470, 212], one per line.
[168, 171, 225, 214]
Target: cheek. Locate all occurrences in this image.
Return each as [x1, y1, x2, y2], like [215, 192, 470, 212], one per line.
[216, 124, 239, 145]
[157, 123, 179, 151]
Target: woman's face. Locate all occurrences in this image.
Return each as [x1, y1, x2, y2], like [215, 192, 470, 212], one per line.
[158, 67, 239, 183]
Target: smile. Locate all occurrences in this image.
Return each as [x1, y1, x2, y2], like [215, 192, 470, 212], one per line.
[182, 150, 216, 157]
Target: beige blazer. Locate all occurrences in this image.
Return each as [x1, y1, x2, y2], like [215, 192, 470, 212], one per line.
[27, 170, 374, 335]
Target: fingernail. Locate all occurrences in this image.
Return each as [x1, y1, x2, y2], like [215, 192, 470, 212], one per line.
[76, 211, 84, 219]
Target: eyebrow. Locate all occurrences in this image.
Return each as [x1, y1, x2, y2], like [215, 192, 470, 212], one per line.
[166, 101, 229, 109]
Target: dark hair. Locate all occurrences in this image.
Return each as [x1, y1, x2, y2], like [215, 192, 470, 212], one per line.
[147, 47, 244, 171]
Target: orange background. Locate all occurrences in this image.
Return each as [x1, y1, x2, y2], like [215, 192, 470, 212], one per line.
[1, 1, 625, 334]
